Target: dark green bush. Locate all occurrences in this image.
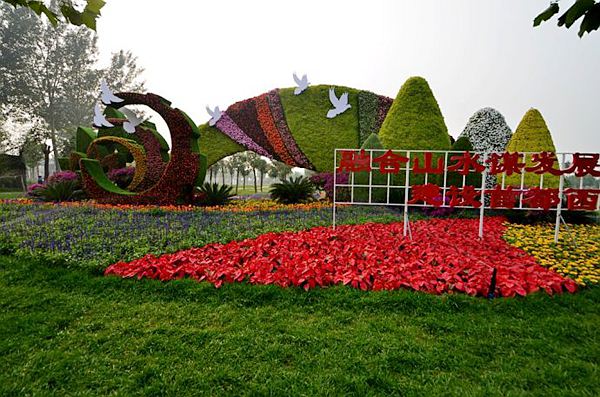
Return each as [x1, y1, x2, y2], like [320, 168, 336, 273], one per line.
[197, 183, 235, 206]
[270, 176, 316, 204]
[38, 180, 79, 202]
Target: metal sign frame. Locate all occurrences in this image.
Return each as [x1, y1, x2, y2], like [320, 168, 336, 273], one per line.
[332, 149, 599, 242]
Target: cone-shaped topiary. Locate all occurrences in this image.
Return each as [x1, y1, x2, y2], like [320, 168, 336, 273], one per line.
[504, 108, 560, 188]
[459, 107, 512, 154]
[354, 133, 388, 203]
[379, 77, 451, 151]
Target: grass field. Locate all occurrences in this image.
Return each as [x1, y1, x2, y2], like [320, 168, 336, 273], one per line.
[1, 254, 598, 396]
[0, 191, 24, 199]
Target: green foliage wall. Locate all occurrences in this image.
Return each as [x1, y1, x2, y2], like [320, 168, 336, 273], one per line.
[198, 124, 244, 167]
[279, 85, 360, 172]
[504, 108, 560, 188]
[379, 77, 451, 151]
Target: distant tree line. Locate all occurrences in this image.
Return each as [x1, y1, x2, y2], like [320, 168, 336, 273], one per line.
[206, 152, 297, 194]
[0, 2, 144, 180]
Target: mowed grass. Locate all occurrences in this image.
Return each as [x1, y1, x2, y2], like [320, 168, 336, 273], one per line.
[1, 255, 598, 396]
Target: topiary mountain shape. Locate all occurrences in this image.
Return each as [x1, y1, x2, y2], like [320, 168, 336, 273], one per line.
[459, 107, 512, 154]
[378, 76, 451, 151]
[504, 108, 560, 188]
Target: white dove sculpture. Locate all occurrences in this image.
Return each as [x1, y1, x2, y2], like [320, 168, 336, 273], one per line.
[119, 107, 143, 134]
[93, 103, 114, 128]
[326, 88, 351, 119]
[293, 73, 309, 95]
[206, 105, 222, 127]
[100, 80, 124, 105]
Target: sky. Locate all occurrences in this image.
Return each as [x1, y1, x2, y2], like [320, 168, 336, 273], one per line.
[96, 0, 599, 153]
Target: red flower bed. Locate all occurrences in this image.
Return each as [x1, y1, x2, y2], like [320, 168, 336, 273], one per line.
[105, 218, 577, 297]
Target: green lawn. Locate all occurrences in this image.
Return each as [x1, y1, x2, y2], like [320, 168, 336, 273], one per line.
[0, 191, 24, 199]
[1, 255, 598, 396]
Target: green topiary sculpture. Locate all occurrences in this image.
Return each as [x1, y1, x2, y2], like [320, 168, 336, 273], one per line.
[378, 76, 451, 151]
[504, 108, 560, 188]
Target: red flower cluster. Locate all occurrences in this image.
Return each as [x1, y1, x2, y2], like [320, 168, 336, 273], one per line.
[105, 217, 577, 297]
[255, 93, 296, 165]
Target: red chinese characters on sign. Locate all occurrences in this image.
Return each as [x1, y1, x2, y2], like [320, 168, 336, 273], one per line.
[522, 187, 560, 211]
[337, 150, 371, 173]
[372, 150, 409, 174]
[336, 150, 600, 212]
[409, 184, 443, 207]
[564, 189, 600, 211]
[447, 152, 486, 176]
[563, 153, 600, 177]
[447, 185, 482, 208]
[486, 152, 525, 176]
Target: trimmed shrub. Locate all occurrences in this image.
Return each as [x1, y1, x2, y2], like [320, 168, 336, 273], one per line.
[459, 107, 512, 154]
[270, 176, 316, 204]
[379, 76, 451, 151]
[504, 108, 560, 188]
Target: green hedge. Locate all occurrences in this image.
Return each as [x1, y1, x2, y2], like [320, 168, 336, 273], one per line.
[357, 91, 379, 146]
[446, 136, 481, 188]
[505, 109, 560, 188]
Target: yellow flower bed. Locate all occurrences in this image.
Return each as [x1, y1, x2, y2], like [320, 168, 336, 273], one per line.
[504, 223, 600, 285]
[203, 199, 333, 213]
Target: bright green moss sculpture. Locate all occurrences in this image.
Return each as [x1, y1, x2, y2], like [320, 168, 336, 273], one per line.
[378, 77, 451, 151]
[504, 108, 560, 188]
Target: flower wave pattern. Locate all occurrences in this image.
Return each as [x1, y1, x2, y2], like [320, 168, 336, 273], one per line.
[105, 217, 577, 297]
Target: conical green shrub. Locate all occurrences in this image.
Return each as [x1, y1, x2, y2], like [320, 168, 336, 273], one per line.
[504, 109, 560, 188]
[446, 136, 482, 189]
[379, 76, 451, 151]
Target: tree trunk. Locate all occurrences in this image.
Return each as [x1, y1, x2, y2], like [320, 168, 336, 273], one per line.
[235, 170, 239, 193]
[221, 168, 225, 185]
[42, 144, 51, 180]
[243, 175, 246, 190]
[252, 169, 257, 193]
[260, 172, 264, 192]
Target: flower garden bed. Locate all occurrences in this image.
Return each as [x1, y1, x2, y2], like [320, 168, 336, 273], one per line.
[105, 217, 578, 297]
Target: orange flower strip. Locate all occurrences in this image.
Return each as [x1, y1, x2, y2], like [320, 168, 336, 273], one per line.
[255, 93, 297, 166]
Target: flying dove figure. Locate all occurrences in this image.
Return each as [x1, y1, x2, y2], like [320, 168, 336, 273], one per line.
[120, 107, 143, 134]
[93, 103, 114, 128]
[326, 88, 351, 119]
[100, 80, 124, 105]
[206, 105, 222, 127]
[293, 73, 309, 95]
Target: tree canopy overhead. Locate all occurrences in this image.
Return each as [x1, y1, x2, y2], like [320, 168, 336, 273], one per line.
[2, 0, 105, 30]
[534, 0, 600, 37]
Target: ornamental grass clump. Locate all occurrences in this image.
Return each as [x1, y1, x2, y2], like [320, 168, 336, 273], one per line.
[34, 171, 83, 202]
[197, 183, 235, 206]
[270, 176, 316, 204]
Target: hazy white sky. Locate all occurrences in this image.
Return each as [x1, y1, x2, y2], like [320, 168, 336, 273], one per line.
[96, 0, 599, 153]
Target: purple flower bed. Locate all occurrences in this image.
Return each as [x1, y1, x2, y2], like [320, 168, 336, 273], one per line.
[215, 113, 272, 158]
[310, 172, 349, 201]
[47, 171, 79, 185]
